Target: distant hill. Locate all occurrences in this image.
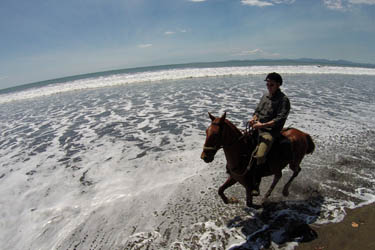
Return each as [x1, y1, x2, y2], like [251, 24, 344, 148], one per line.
[168, 58, 375, 69]
[219, 58, 375, 68]
[293, 58, 375, 68]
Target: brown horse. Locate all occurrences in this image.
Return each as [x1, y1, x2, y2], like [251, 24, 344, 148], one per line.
[200, 112, 315, 207]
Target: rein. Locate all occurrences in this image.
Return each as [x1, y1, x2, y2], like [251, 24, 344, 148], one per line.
[203, 121, 252, 152]
[204, 121, 255, 177]
[230, 121, 256, 177]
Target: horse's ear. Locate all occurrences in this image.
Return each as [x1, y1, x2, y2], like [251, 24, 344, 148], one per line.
[208, 112, 215, 121]
[219, 112, 226, 123]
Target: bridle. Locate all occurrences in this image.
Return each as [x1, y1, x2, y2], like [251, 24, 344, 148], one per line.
[203, 120, 256, 177]
[203, 122, 224, 152]
[203, 121, 252, 152]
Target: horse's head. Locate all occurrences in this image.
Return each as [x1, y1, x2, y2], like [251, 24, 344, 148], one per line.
[201, 112, 226, 163]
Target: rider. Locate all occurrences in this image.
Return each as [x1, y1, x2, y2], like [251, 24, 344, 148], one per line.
[249, 72, 290, 196]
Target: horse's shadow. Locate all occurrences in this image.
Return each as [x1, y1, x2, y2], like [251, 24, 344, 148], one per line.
[228, 192, 324, 250]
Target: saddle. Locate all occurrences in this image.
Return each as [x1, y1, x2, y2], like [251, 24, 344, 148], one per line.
[241, 129, 293, 167]
[270, 133, 293, 162]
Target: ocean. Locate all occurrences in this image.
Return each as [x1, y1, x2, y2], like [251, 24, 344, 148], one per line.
[0, 61, 375, 249]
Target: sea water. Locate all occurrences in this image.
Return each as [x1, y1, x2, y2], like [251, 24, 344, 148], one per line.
[0, 62, 375, 249]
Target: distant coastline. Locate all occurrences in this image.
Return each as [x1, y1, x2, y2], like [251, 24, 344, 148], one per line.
[183, 58, 375, 69]
[1, 58, 375, 95]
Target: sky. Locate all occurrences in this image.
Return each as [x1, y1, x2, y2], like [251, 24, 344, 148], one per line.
[0, 0, 374, 89]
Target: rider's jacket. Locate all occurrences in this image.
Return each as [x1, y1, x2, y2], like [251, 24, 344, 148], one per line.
[253, 89, 290, 136]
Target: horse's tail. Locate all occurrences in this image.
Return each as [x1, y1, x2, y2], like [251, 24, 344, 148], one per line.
[305, 134, 315, 154]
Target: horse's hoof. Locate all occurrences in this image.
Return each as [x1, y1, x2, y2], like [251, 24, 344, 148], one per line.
[228, 197, 239, 204]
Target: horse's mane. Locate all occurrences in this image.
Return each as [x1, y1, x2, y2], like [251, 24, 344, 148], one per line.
[224, 119, 243, 137]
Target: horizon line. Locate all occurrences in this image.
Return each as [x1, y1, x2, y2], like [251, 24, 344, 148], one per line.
[1, 58, 375, 92]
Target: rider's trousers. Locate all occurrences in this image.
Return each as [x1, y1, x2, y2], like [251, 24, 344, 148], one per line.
[254, 131, 274, 165]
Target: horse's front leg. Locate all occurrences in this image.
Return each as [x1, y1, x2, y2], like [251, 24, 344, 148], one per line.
[218, 176, 237, 204]
[246, 187, 253, 207]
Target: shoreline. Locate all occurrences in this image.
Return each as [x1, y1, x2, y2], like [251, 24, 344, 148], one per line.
[296, 202, 375, 250]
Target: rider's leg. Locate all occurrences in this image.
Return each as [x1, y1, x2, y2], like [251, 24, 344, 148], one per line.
[251, 132, 274, 196]
[254, 131, 274, 165]
[247, 149, 261, 196]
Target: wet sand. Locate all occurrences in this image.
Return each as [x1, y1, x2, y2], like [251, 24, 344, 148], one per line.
[297, 203, 375, 250]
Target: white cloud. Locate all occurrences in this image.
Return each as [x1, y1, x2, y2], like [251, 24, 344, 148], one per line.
[349, 0, 375, 4]
[239, 48, 264, 55]
[164, 31, 175, 35]
[164, 29, 188, 35]
[241, 0, 273, 7]
[323, 0, 375, 10]
[138, 44, 152, 48]
[273, 0, 296, 3]
[241, 0, 295, 7]
[234, 48, 280, 57]
[323, 0, 345, 10]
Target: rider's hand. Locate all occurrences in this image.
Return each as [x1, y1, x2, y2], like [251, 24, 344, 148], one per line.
[249, 118, 257, 126]
[252, 121, 263, 130]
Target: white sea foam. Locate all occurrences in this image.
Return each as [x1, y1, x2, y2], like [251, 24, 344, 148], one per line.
[0, 72, 374, 249]
[1, 65, 375, 104]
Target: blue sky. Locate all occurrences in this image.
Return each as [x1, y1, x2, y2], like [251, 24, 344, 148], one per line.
[0, 0, 374, 89]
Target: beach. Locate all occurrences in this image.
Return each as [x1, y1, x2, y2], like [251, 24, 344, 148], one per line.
[297, 203, 375, 250]
[1, 64, 375, 249]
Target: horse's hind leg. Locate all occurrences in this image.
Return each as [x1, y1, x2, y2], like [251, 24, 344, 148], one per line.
[282, 164, 301, 197]
[263, 171, 282, 201]
[218, 176, 237, 204]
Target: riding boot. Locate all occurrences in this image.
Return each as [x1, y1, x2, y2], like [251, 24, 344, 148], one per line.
[251, 169, 260, 196]
[248, 158, 260, 196]
[251, 170, 261, 196]
[250, 140, 269, 196]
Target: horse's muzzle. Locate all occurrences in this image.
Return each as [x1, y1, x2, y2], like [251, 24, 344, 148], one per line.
[201, 151, 214, 163]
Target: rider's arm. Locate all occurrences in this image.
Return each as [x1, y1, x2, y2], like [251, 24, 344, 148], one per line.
[253, 94, 266, 117]
[253, 120, 275, 129]
[251, 94, 265, 125]
[273, 96, 290, 128]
